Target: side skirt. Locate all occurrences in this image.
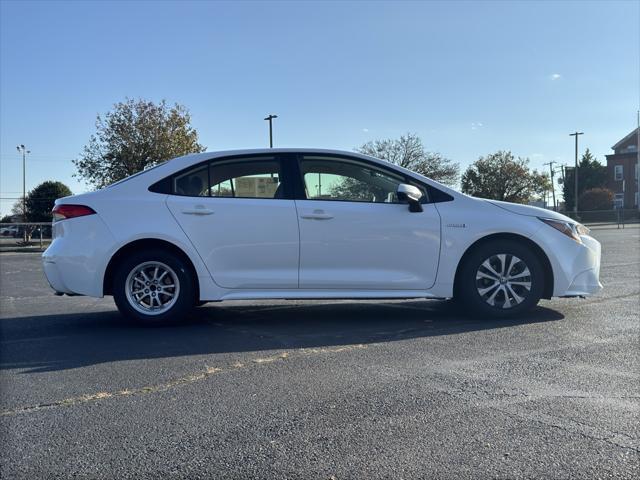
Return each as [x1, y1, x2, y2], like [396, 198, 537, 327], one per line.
[215, 290, 444, 301]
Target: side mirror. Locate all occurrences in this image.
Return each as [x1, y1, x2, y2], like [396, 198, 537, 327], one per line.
[397, 184, 423, 212]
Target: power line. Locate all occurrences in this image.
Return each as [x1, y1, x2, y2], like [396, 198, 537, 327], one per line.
[0, 197, 64, 200]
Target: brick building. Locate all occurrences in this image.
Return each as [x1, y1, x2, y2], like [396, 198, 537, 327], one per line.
[606, 127, 639, 208]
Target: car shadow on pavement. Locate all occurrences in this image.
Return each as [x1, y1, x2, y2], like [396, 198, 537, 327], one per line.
[0, 300, 564, 373]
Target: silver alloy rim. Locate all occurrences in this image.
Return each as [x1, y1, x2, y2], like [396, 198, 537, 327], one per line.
[475, 254, 532, 309]
[125, 261, 180, 316]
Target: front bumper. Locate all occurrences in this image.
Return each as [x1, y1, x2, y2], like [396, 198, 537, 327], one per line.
[532, 227, 602, 297]
[561, 234, 602, 296]
[563, 267, 602, 297]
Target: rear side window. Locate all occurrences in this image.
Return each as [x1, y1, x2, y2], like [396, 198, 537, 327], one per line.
[173, 166, 209, 196]
[150, 156, 286, 199]
[210, 159, 282, 199]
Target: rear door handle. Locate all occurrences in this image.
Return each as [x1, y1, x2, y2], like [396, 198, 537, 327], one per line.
[182, 207, 214, 216]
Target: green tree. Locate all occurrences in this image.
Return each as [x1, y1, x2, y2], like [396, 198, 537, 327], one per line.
[25, 181, 73, 222]
[578, 188, 613, 211]
[357, 133, 460, 185]
[74, 98, 205, 189]
[461, 151, 549, 204]
[562, 149, 607, 211]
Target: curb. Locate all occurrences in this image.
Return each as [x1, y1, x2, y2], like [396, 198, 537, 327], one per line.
[0, 249, 46, 254]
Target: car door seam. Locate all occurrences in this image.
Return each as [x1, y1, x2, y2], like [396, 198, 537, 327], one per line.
[293, 200, 302, 288]
[431, 202, 444, 291]
[164, 196, 224, 288]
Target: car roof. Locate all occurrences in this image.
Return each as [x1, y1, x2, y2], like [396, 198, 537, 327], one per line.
[175, 148, 378, 163]
[135, 148, 387, 180]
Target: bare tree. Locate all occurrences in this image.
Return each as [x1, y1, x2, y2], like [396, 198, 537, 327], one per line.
[10, 197, 26, 221]
[356, 133, 459, 185]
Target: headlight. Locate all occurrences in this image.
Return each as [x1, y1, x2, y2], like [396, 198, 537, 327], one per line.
[538, 217, 589, 243]
[575, 223, 590, 236]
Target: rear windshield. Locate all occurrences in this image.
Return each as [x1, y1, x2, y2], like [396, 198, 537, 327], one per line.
[107, 163, 165, 188]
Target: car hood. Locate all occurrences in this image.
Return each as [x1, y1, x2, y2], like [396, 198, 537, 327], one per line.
[484, 199, 576, 223]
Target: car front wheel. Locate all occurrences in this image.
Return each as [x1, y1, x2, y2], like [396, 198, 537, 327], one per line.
[113, 249, 195, 325]
[456, 240, 544, 317]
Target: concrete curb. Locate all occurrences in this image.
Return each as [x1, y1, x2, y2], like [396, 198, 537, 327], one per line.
[0, 248, 46, 254]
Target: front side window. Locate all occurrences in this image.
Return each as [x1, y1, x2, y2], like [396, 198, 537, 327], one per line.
[209, 158, 282, 199]
[300, 156, 408, 203]
[614, 165, 623, 181]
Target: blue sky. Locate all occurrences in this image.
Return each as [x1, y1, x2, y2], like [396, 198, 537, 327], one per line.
[1, 0, 638, 215]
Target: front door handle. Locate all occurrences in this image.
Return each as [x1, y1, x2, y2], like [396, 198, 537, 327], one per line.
[182, 206, 214, 216]
[300, 210, 334, 220]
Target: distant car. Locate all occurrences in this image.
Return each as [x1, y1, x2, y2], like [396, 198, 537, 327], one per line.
[43, 149, 602, 324]
[0, 225, 19, 237]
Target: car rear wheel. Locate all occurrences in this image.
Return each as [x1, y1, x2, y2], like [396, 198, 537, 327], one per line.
[113, 249, 195, 325]
[456, 240, 544, 318]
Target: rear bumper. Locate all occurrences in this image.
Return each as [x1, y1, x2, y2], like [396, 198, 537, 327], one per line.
[42, 258, 75, 294]
[42, 215, 116, 297]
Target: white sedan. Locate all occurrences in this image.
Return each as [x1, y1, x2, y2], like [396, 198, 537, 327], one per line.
[43, 149, 602, 324]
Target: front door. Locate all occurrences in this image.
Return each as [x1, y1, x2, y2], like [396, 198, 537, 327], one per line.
[166, 155, 299, 289]
[295, 155, 441, 290]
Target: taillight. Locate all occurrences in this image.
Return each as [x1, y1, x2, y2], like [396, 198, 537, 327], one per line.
[52, 204, 96, 222]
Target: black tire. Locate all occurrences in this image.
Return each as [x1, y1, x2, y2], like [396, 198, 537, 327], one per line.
[112, 248, 195, 325]
[455, 240, 544, 318]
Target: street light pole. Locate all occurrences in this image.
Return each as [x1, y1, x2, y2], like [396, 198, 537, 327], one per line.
[16, 144, 30, 241]
[264, 114, 278, 148]
[569, 132, 583, 217]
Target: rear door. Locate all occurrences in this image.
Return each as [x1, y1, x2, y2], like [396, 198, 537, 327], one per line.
[166, 155, 300, 289]
[295, 155, 441, 290]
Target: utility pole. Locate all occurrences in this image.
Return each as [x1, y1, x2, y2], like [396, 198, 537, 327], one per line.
[16, 144, 30, 241]
[556, 164, 566, 211]
[264, 114, 278, 148]
[569, 132, 583, 217]
[543, 161, 557, 210]
[636, 110, 639, 212]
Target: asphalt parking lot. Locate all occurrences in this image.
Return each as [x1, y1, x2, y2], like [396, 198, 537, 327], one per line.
[1, 227, 638, 479]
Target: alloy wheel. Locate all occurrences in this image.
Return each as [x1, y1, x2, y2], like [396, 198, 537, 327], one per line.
[475, 253, 532, 309]
[125, 261, 180, 315]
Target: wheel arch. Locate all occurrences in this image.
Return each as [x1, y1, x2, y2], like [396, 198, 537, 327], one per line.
[453, 233, 554, 300]
[103, 238, 200, 299]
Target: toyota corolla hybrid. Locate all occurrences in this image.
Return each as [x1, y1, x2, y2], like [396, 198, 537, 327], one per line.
[43, 149, 602, 324]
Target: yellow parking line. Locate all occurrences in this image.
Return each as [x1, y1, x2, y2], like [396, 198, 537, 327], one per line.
[0, 343, 367, 417]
